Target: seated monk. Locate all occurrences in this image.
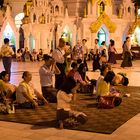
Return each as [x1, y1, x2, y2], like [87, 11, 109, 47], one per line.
[16, 71, 48, 109]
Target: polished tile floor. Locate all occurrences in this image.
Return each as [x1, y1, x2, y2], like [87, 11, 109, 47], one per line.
[0, 60, 140, 140]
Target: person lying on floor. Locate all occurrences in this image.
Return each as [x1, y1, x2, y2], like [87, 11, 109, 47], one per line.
[111, 72, 129, 86]
[56, 77, 87, 129]
[16, 71, 48, 109]
[0, 71, 16, 101]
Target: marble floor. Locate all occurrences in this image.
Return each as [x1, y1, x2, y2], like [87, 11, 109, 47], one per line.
[0, 60, 140, 140]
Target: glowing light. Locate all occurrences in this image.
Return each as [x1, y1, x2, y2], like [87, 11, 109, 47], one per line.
[15, 13, 24, 28]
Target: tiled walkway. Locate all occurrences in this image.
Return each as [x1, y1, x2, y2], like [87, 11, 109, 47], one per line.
[0, 60, 140, 140]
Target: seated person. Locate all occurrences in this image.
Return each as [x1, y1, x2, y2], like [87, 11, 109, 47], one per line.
[97, 71, 115, 97]
[57, 77, 87, 129]
[0, 71, 16, 101]
[96, 64, 109, 94]
[97, 71, 122, 108]
[16, 71, 48, 108]
[67, 62, 87, 85]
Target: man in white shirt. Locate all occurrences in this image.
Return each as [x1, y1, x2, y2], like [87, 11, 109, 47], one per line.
[93, 39, 99, 54]
[52, 38, 66, 89]
[39, 54, 60, 102]
[82, 39, 88, 60]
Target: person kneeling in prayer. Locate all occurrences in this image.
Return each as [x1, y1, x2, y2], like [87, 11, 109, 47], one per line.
[57, 77, 87, 129]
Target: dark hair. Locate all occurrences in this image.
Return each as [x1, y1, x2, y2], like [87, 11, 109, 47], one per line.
[43, 54, 52, 61]
[60, 77, 76, 94]
[71, 62, 77, 69]
[82, 39, 87, 42]
[66, 42, 70, 46]
[122, 76, 129, 86]
[101, 41, 105, 45]
[59, 38, 65, 48]
[126, 37, 130, 41]
[0, 71, 9, 79]
[77, 59, 82, 64]
[22, 71, 29, 79]
[95, 39, 99, 42]
[4, 38, 9, 44]
[104, 71, 115, 83]
[114, 97, 122, 107]
[118, 73, 129, 86]
[110, 40, 115, 46]
[100, 64, 109, 76]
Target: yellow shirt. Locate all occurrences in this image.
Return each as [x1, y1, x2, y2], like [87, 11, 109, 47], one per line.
[97, 80, 110, 96]
[0, 44, 14, 57]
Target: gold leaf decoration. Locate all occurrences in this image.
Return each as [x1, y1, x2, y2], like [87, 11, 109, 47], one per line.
[90, 12, 117, 33]
[128, 19, 140, 34]
[92, 0, 111, 6]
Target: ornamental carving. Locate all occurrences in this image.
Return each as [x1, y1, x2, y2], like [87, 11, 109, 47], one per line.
[90, 12, 117, 33]
[128, 19, 140, 34]
[92, 0, 111, 6]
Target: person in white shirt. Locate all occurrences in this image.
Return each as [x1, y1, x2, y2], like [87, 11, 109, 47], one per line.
[57, 77, 87, 129]
[52, 38, 66, 89]
[39, 54, 60, 103]
[82, 39, 88, 60]
[93, 39, 99, 54]
[100, 41, 108, 61]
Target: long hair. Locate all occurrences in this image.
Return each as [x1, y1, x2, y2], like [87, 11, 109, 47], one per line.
[59, 77, 76, 94]
[104, 71, 115, 83]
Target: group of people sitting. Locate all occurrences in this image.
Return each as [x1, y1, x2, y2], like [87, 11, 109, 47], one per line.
[16, 48, 44, 62]
[96, 63, 129, 108]
[0, 37, 129, 129]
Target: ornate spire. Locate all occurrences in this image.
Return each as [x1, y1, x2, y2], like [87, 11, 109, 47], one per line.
[64, 5, 69, 18]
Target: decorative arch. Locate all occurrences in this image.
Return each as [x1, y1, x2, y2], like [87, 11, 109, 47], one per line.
[128, 19, 140, 45]
[61, 24, 72, 46]
[29, 33, 35, 51]
[92, 0, 111, 6]
[90, 12, 117, 33]
[97, 25, 109, 46]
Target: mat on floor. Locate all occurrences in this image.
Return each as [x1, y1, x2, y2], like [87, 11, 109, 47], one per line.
[0, 86, 140, 134]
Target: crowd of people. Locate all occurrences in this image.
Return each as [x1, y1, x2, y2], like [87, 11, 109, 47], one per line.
[0, 37, 131, 129]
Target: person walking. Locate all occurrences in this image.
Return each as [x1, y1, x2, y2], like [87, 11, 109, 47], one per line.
[108, 39, 117, 64]
[121, 37, 133, 68]
[0, 38, 14, 81]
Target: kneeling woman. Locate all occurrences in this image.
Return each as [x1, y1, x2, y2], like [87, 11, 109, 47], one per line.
[57, 77, 87, 129]
[97, 71, 122, 108]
